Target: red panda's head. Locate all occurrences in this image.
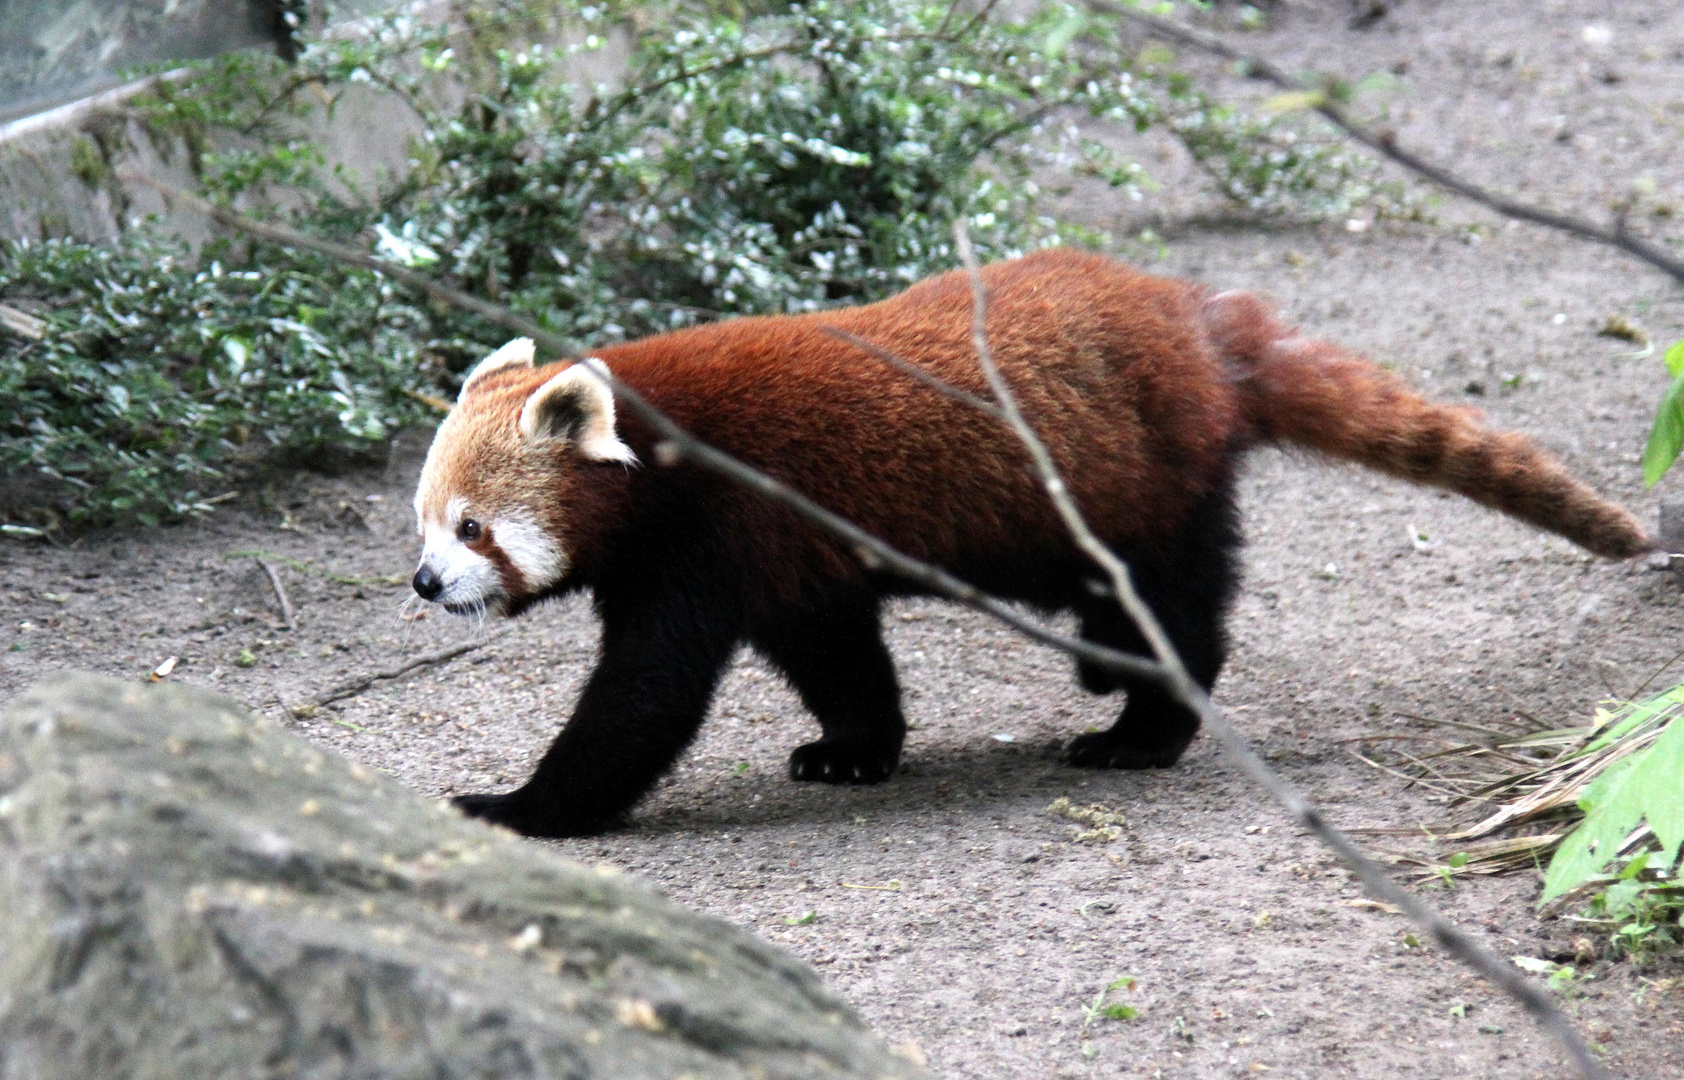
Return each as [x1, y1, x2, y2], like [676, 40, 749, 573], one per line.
[410, 338, 638, 616]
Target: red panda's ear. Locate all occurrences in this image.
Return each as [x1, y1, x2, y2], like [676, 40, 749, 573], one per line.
[518, 359, 638, 465]
[458, 338, 536, 402]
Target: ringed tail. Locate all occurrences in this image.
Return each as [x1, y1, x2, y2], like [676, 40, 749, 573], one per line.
[1201, 290, 1654, 560]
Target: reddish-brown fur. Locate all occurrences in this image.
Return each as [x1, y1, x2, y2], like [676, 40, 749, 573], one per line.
[420, 249, 1650, 837]
[485, 249, 1646, 586]
[1202, 289, 1649, 558]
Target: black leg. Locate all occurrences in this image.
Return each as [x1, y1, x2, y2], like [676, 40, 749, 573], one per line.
[1074, 601, 1148, 697]
[751, 600, 906, 785]
[454, 570, 743, 838]
[1067, 479, 1241, 770]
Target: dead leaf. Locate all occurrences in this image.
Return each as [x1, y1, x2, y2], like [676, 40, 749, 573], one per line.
[1341, 898, 1404, 915]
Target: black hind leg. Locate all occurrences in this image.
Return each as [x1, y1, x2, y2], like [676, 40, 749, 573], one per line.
[1067, 479, 1241, 769]
[751, 600, 906, 785]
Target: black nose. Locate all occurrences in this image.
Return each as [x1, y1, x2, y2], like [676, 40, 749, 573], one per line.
[412, 566, 444, 601]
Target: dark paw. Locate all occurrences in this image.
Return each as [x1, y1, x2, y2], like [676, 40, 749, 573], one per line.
[451, 791, 612, 838]
[1066, 730, 1188, 769]
[788, 740, 899, 785]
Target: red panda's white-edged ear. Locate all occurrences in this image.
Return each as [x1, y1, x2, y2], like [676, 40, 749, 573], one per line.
[518, 359, 638, 464]
[458, 338, 536, 402]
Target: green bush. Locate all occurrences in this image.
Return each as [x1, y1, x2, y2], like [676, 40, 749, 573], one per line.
[0, 235, 432, 526]
[0, 0, 1409, 528]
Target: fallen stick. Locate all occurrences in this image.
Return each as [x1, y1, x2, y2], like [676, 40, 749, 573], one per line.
[1085, 0, 1684, 287]
[256, 558, 297, 631]
[227, 548, 404, 587]
[294, 637, 498, 716]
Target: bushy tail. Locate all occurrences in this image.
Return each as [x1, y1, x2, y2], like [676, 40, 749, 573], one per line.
[1202, 290, 1652, 559]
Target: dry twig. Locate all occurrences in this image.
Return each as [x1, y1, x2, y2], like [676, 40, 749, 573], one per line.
[164, 176, 1607, 1080]
[256, 558, 297, 631]
[123, 176, 1172, 688]
[0, 303, 47, 340]
[819, 326, 1006, 420]
[947, 220, 1607, 1080]
[1086, 0, 1684, 287]
[301, 637, 499, 714]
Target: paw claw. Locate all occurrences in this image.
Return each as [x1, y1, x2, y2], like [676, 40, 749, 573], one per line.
[788, 740, 898, 785]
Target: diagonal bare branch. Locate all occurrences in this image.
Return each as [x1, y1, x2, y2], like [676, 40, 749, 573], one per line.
[157, 170, 1606, 1080]
[122, 174, 1171, 692]
[819, 325, 1006, 420]
[1084, 0, 1684, 286]
[949, 218, 1607, 1080]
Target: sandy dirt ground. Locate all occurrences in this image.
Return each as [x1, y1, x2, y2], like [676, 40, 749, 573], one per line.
[4, 1, 1684, 1077]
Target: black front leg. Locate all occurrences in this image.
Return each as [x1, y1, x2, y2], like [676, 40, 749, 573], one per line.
[456, 576, 743, 838]
[750, 598, 906, 786]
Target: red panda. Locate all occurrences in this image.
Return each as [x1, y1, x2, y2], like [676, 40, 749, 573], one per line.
[410, 249, 1651, 838]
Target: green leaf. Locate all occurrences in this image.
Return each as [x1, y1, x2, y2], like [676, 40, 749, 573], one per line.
[1542, 709, 1684, 903]
[1641, 367, 1684, 486]
[1260, 89, 1327, 115]
[1043, 10, 1088, 60]
[222, 336, 249, 372]
[1582, 686, 1684, 754]
[1664, 338, 1684, 378]
[1618, 850, 1652, 879]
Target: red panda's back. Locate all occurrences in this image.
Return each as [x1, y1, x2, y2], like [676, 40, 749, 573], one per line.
[592, 250, 1246, 580]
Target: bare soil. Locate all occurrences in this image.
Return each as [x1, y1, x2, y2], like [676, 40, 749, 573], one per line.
[4, 2, 1684, 1077]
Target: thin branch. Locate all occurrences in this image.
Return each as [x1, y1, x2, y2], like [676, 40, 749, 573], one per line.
[639, 413, 1171, 689]
[949, 219, 1607, 1080]
[0, 303, 47, 340]
[256, 558, 297, 631]
[953, 0, 1003, 44]
[580, 44, 800, 134]
[1084, 0, 1684, 286]
[163, 174, 1604, 1080]
[128, 174, 1171, 691]
[119, 172, 557, 340]
[819, 326, 1006, 419]
[305, 636, 498, 712]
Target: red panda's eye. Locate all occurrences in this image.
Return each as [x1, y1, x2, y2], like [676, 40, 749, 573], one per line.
[459, 518, 482, 542]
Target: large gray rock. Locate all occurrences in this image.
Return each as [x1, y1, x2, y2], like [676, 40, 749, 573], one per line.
[0, 675, 923, 1080]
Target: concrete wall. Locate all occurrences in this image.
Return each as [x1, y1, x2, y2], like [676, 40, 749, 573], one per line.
[0, 2, 629, 247]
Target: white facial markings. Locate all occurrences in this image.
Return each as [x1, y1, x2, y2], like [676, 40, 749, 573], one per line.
[410, 371, 577, 615]
[416, 496, 502, 611]
[490, 513, 568, 592]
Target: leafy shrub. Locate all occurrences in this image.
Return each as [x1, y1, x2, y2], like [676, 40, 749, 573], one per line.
[0, 0, 1408, 528]
[1542, 686, 1684, 962]
[0, 234, 432, 526]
